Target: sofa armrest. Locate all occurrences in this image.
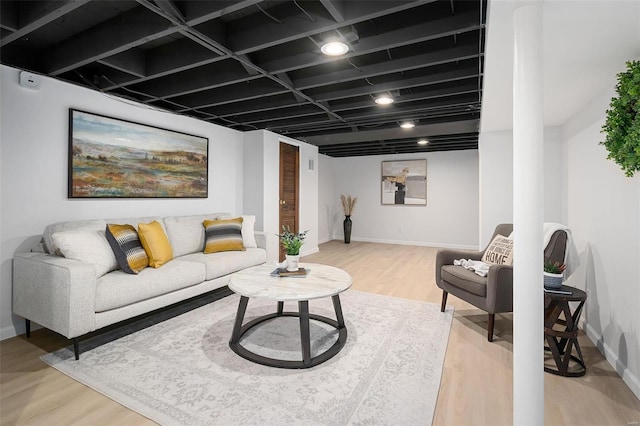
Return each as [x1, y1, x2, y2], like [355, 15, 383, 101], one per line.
[435, 249, 483, 288]
[13, 252, 97, 339]
[486, 264, 513, 313]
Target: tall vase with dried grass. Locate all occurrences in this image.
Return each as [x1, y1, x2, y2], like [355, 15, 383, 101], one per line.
[340, 195, 358, 244]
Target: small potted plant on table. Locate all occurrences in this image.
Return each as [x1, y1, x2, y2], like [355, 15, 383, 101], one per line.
[278, 226, 308, 271]
[544, 261, 566, 289]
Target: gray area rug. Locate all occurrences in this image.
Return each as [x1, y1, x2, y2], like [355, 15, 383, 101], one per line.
[42, 290, 453, 425]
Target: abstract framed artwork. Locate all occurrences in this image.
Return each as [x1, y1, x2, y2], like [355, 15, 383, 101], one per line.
[381, 159, 427, 205]
[68, 109, 208, 198]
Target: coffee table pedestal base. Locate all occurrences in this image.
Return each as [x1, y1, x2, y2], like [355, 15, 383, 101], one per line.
[229, 295, 347, 369]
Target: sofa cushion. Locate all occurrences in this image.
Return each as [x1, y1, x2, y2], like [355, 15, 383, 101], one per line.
[203, 217, 245, 253]
[441, 265, 487, 297]
[106, 224, 149, 274]
[108, 216, 164, 228]
[180, 248, 266, 281]
[52, 229, 118, 278]
[95, 260, 206, 312]
[138, 221, 174, 268]
[164, 213, 232, 258]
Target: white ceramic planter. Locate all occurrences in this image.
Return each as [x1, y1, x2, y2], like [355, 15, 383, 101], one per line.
[286, 254, 300, 271]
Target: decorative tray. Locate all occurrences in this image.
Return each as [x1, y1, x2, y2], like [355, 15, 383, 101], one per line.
[271, 267, 308, 277]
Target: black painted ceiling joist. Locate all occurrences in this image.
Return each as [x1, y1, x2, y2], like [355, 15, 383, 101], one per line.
[1, 0, 487, 157]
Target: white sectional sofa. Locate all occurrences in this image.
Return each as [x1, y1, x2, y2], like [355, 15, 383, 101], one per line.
[13, 213, 269, 359]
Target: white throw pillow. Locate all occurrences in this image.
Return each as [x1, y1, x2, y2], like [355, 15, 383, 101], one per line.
[481, 234, 514, 266]
[52, 229, 118, 278]
[241, 215, 258, 248]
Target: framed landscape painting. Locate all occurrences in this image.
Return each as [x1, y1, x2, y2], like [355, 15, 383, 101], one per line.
[381, 159, 427, 205]
[68, 109, 208, 198]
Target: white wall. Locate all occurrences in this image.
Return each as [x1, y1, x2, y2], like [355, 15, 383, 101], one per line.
[478, 75, 640, 400]
[0, 65, 245, 339]
[243, 130, 319, 262]
[318, 154, 337, 243]
[479, 128, 565, 246]
[563, 83, 640, 399]
[243, 131, 266, 230]
[294, 136, 319, 256]
[477, 0, 640, 401]
[478, 130, 514, 246]
[320, 151, 480, 249]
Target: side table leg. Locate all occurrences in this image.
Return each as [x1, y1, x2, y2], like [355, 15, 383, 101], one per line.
[546, 335, 564, 370]
[230, 296, 249, 344]
[298, 301, 311, 365]
[277, 301, 284, 316]
[332, 295, 345, 328]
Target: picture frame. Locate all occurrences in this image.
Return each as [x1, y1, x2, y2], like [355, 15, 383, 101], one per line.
[68, 109, 208, 198]
[381, 159, 427, 205]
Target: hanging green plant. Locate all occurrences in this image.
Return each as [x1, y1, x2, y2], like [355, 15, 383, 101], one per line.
[600, 60, 640, 177]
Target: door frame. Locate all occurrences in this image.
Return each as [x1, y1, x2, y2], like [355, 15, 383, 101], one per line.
[279, 142, 300, 261]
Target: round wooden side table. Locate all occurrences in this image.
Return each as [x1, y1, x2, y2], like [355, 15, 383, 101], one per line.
[544, 285, 587, 377]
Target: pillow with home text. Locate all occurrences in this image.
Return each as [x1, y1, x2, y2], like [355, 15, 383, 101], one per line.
[481, 235, 514, 266]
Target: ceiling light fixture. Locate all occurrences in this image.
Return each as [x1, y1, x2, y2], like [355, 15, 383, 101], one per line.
[321, 41, 349, 56]
[400, 121, 415, 129]
[417, 139, 429, 145]
[375, 95, 394, 105]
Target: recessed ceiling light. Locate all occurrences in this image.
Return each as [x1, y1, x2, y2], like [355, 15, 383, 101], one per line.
[321, 41, 349, 56]
[375, 96, 394, 105]
[400, 121, 415, 129]
[417, 139, 429, 145]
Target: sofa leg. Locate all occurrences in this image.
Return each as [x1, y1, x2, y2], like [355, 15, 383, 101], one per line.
[25, 319, 31, 338]
[73, 338, 80, 360]
[440, 291, 448, 312]
[487, 314, 495, 342]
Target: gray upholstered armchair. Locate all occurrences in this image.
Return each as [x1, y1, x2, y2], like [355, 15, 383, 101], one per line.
[435, 224, 568, 341]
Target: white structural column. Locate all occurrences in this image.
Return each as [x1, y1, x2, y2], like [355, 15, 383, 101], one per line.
[512, 1, 544, 425]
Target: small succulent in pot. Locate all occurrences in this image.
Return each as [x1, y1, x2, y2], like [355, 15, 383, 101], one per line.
[544, 261, 566, 275]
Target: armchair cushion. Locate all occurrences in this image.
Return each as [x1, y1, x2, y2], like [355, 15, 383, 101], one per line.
[441, 265, 487, 297]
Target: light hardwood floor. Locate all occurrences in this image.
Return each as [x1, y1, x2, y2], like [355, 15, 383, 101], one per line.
[2, 240, 639, 425]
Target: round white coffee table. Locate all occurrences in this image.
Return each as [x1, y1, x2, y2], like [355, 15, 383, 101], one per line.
[228, 263, 352, 369]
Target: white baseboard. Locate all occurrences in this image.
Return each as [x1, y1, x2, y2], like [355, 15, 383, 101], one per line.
[344, 236, 478, 251]
[585, 322, 640, 401]
[301, 246, 319, 257]
[1, 324, 19, 341]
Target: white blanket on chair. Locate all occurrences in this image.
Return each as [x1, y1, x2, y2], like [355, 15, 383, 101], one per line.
[511, 223, 580, 278]
[454, 259, 491, 277]
[543, 222, 580, 277]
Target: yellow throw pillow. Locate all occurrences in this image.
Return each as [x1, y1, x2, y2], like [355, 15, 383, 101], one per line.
[203, 217, 245, 253]
[138, 221, 173, 268]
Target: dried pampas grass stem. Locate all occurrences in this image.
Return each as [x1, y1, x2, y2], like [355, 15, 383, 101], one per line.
[340, 194, 358, 216]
